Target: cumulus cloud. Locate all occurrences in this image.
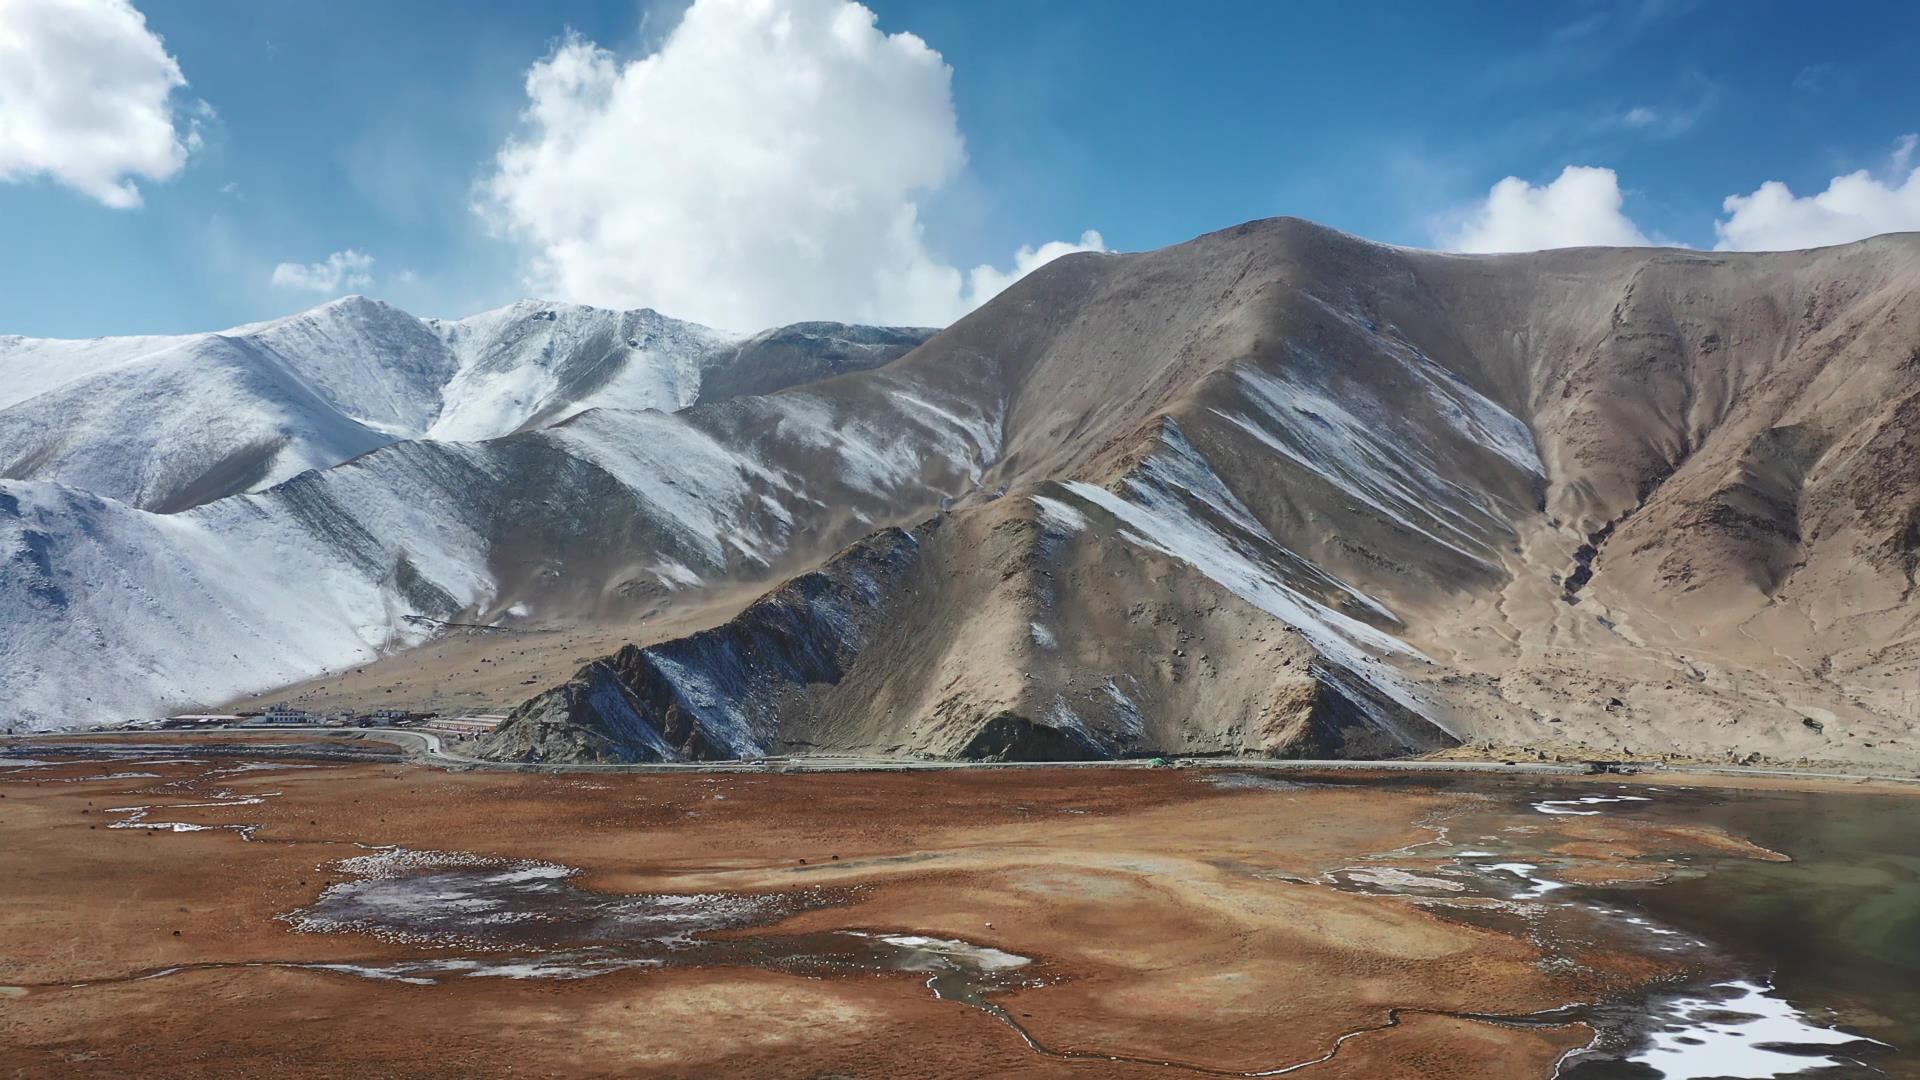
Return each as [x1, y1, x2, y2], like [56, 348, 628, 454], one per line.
[0, 0, 200, 208]
[478, 0, 1103, 329]
[1443, 165, 1652, 253]
[1714, 135, 1920, 251]
[966, 230, 1107, 307]
[271, 250, 376, 293]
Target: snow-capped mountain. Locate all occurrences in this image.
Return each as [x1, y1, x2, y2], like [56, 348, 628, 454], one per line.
[0, 296, 931, 511]
[0, 352, 1000, 728]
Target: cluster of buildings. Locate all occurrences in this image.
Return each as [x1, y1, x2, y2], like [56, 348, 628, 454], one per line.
[154, 706, 507, 738]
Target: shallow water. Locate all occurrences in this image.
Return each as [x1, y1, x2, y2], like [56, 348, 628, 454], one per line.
[1582, 783, 1920, 1078]
[1287, 772, 1918, 1078]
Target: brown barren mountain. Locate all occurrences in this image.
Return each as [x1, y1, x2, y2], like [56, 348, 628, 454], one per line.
[342, 220, 1913, 770]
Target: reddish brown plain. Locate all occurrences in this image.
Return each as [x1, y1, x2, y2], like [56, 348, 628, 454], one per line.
[0, 749, 1797, 1078]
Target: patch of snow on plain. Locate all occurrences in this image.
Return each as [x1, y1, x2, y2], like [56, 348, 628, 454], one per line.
[1533, 794, 1652, 816]
[1627, 979, 1885, 1079]
[872, 934, 1031, 972]
[1484, 862, 1567, 900]
[1343, 867, 1466, 893]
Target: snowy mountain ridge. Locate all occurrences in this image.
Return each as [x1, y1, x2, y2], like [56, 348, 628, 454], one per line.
[0, 296, 929, 511]
[0, 351, 1002, 729]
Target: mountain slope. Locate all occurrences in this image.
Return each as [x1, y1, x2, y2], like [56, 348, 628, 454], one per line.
[479, 221, 1920, 770]
[0, 354, 1002, 728]
[8, 219, 1920, 773]
[0, 297, 931, 511]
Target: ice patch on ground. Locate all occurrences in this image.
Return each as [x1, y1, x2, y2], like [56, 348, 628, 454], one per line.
[1533, 794, 1653, 816]
[1483, 861, 1567, 900]
[1627, 978, 1886, 1079]
[859, 933, 1031, 972]
[1342, 867, 1466, 893]
[1204, 773, 1311, 791]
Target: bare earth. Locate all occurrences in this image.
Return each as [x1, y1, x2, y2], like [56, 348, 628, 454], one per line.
[2, 742, 1875, 1078]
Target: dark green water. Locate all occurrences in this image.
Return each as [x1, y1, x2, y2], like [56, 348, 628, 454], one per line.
[1610, 784, 1920, 1073]
[1273, 771, 1920, 1077]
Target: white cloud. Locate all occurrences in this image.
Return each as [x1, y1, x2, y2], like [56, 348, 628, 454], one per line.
[478, 0, 1103, 329]
[0, 0, 200, 208]
[1714, 135, 1920, 251]
[1442, 165, 1652, 253]
[966, 230, 1107, 307]
[271, 250, 376, 293]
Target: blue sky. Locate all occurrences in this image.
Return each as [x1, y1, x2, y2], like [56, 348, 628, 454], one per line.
[2, 0, 1917, 336]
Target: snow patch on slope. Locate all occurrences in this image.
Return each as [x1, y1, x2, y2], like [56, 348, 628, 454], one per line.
[1219, 363, 1494, 566]
[1059, 420, 1447, 741]
[543, 409, 787, 569]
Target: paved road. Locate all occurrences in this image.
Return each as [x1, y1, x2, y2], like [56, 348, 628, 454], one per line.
[10, 725, 1917, 788]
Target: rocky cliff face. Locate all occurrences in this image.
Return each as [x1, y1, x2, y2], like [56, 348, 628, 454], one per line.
[480, 527, 923, 763]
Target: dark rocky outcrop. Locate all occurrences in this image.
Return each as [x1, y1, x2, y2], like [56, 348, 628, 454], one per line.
[479, 527, 924, 763]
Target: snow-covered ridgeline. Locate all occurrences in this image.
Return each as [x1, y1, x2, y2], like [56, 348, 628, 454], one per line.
[0, 296, 928, 513]
[0, 334, 399, 513]
[0, 364, 1001, 730]
[424, 300, 739, 440]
